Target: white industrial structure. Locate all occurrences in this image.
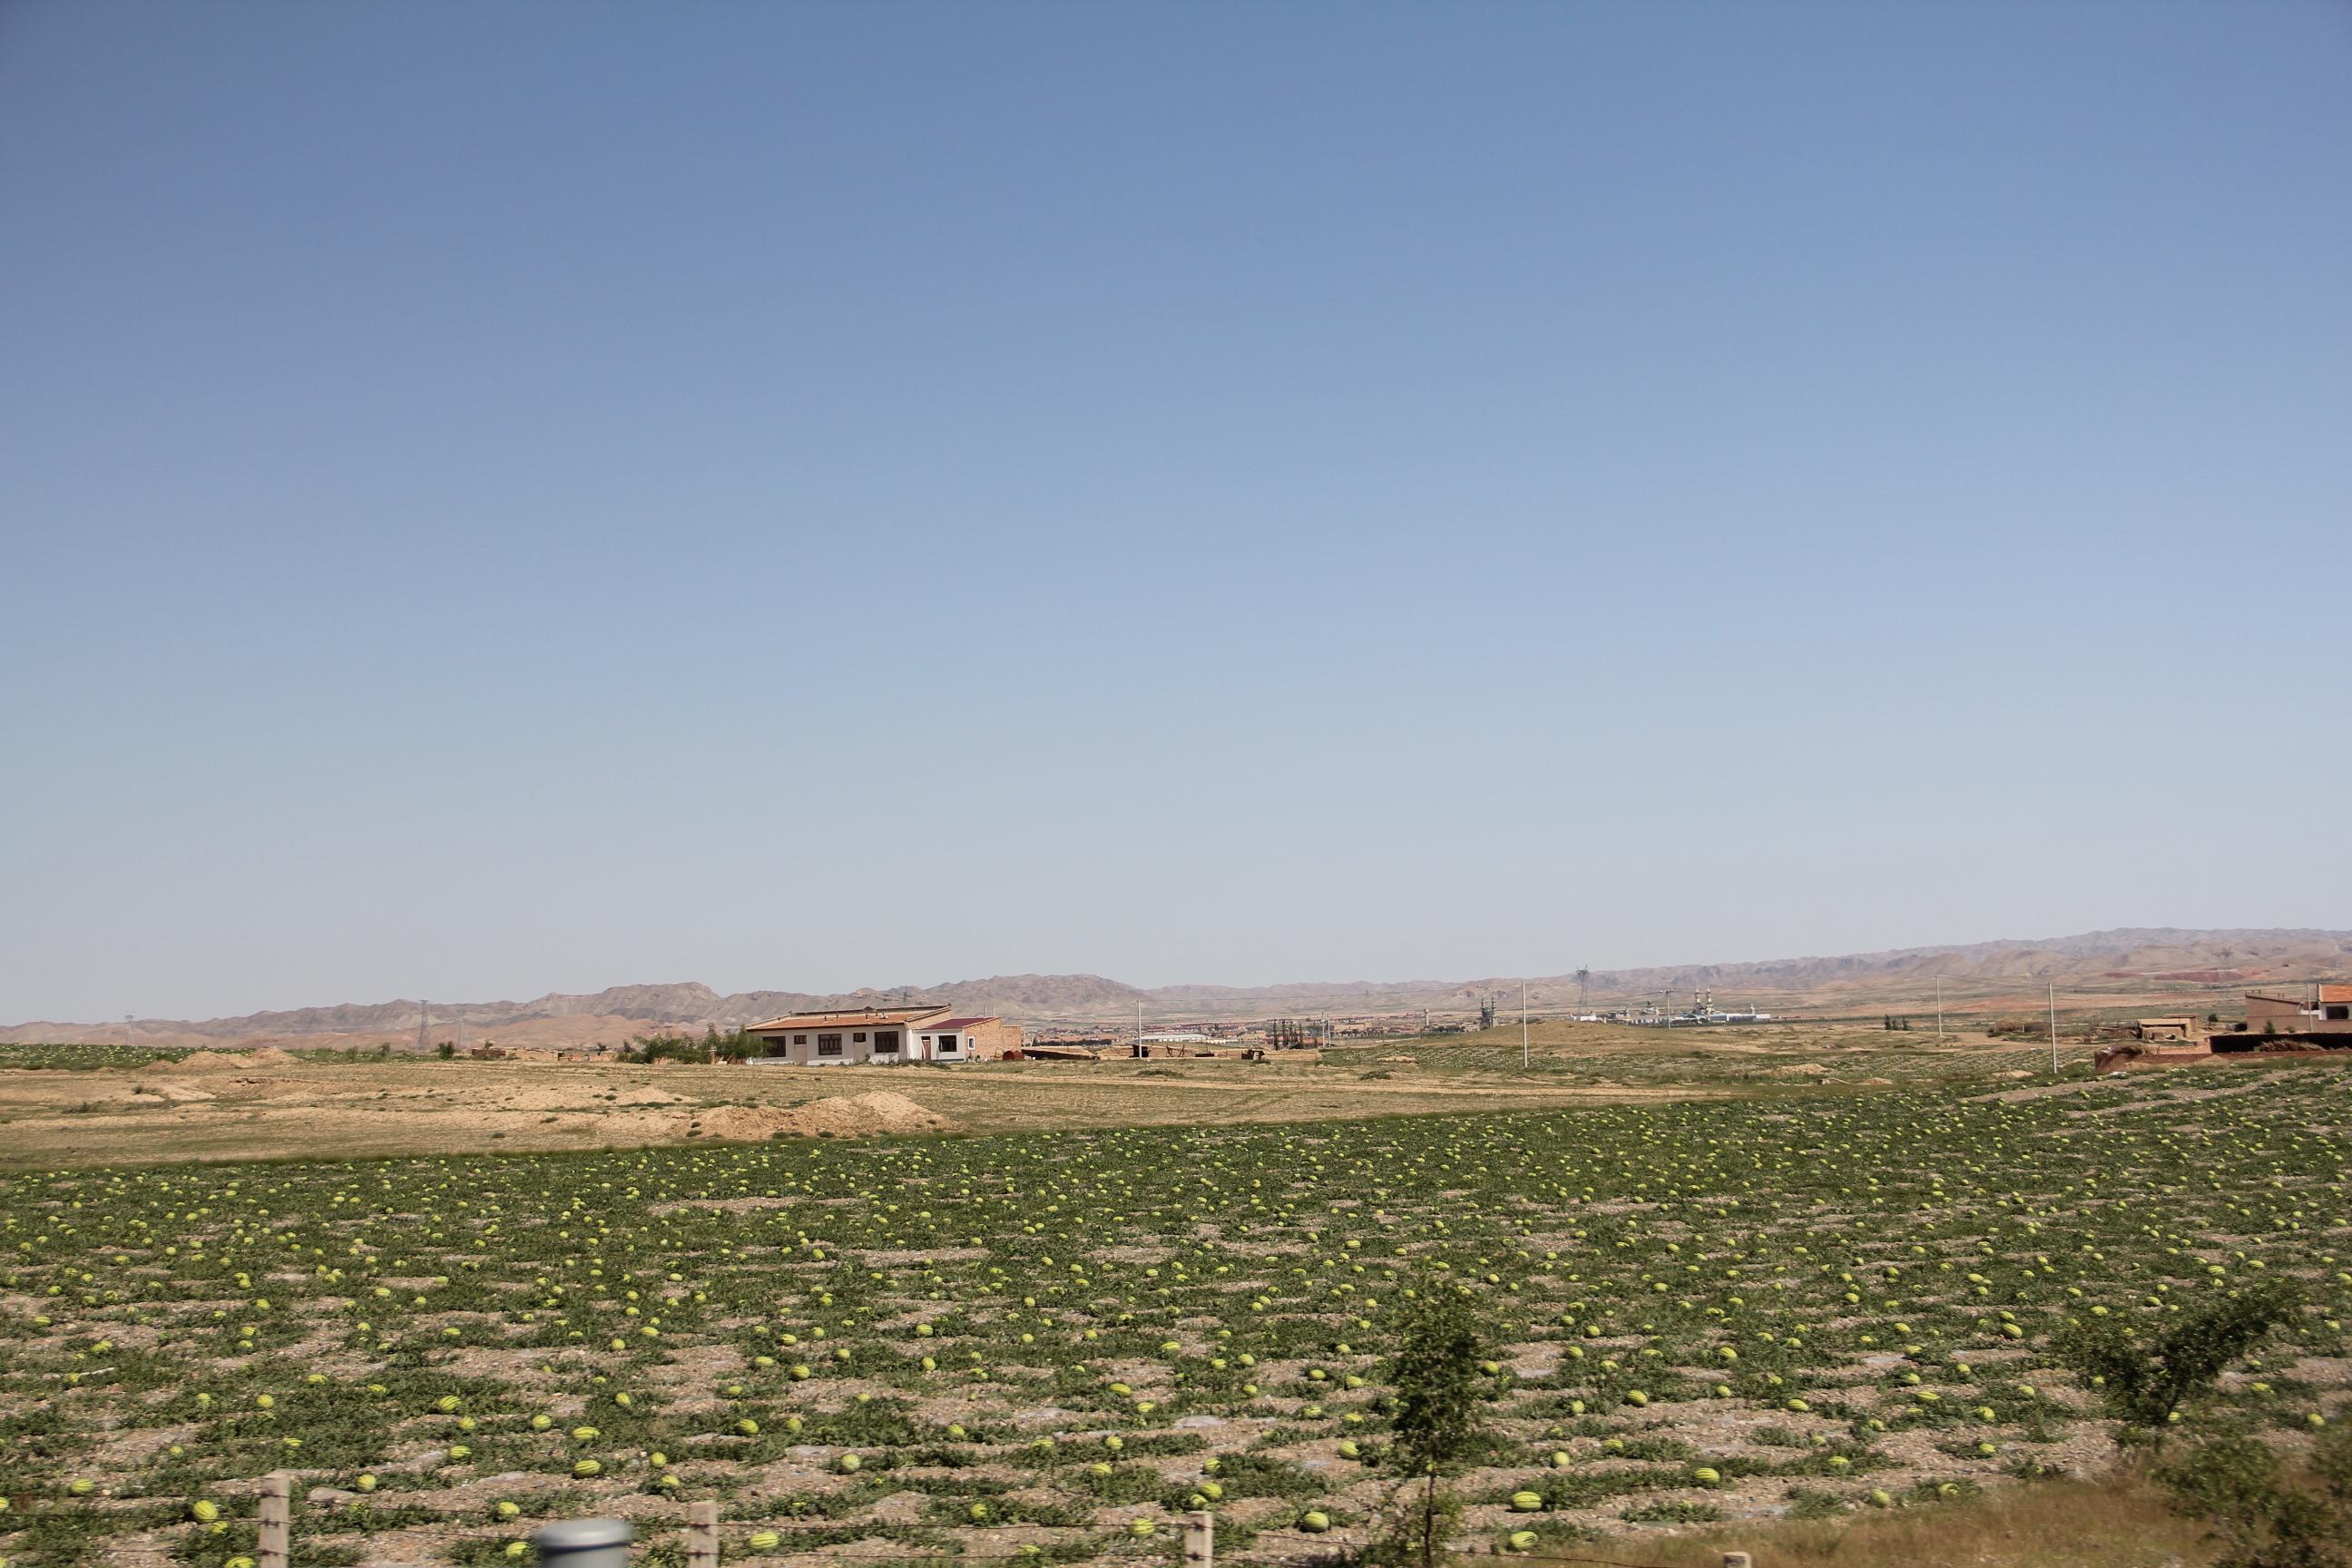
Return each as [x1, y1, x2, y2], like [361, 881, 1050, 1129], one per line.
[1612, 990, 1775, 1027]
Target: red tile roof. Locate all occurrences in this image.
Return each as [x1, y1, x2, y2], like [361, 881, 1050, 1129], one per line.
[925, 1016, 997, 1032]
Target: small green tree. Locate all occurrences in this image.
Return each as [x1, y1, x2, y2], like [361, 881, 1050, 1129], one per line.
[1377, 1280, 1487, 1568]
[2057, 1281, 2301, 1436]
[436, 1041, 456, 1061]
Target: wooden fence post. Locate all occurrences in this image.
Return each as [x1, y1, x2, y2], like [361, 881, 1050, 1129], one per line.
[257, 1471, 292, 1568]
[686, 1500, 720, 1568]
[1184, 1509, 1213, 1567]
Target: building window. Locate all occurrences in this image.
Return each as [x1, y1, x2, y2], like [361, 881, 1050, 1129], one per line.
[938, 1035, 959, 1052]
[793, 1034, 808, 1045]
[817, 1034, 844, 1057]
[875, 1031, 900, 1053]
[2328, 1005, 2349, 1021]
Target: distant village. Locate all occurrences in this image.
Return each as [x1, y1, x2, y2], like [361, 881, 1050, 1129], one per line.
[427, 978, 2352, 1073]
[362, 972, 2323, 1076]
[2095, 982, 2352, 1071]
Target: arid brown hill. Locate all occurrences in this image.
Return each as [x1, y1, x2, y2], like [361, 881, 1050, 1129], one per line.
[6, 927, 2346, 1045]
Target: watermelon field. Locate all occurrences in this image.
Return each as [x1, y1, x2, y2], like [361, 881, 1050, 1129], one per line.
[2, 1063, 2347, 1567]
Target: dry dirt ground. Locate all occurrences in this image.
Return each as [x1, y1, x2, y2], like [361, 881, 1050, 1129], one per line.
[0, 1015, 2163, 1172]
[0, 1051, 1738, 1170]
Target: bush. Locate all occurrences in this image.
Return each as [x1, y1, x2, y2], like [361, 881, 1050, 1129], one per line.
[2157, 1418, 2352, 1568]
[2057, 1281, 2301, 1436]
[620, 1026, 758, 1064]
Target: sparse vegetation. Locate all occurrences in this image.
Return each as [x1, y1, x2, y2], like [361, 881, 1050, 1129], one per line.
[618, 1026, 759, 1065]
[0, 1043, 193, 1072]
[2157, 1419, 2352, 1568]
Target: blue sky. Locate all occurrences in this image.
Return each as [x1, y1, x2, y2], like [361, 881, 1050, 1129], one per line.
[4, 2, 2347, 1022]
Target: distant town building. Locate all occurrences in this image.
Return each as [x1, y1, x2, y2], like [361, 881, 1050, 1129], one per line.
[743, 1005, 1024, 1065]
[2243, 985, 2352, 1034]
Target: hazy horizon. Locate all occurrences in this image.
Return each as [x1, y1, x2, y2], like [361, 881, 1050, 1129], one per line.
[5, 3, 2347, 1022]
[9, 923, 2347, 1029]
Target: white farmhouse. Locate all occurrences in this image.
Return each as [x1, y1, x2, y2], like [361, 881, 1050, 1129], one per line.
[743, 1005, 1023, 1065]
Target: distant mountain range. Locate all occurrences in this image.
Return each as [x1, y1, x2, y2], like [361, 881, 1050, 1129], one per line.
[7, 927, 2347, 1048]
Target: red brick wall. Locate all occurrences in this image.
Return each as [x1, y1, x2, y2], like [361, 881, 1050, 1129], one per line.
[961, 1020, 1025, 1060]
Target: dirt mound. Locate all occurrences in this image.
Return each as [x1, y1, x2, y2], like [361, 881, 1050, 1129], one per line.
[688, 1091, 958, 1142]
[686, 1106, 793, 1140]
[837, 1090, 957, 1132]
[162, 1052, 249, 1074]
[243, 1047, 303, 1066]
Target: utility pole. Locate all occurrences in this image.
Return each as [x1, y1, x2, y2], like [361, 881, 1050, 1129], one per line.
[1936, 975, 1945, 1043]
[2048, 983, 2059, 1073]
[416, 1001, 429, 1056]
[1135, 999, 1142, 1057]
[1522, 981, 1530, 1069]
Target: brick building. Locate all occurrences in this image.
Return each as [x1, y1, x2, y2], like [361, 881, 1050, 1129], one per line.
[2242, 984, 2352, 1035]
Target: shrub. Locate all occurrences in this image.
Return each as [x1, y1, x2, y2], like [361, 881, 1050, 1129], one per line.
[2156, 1417, 2352, 1568]
[2057, 1281, 2301, 1436]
